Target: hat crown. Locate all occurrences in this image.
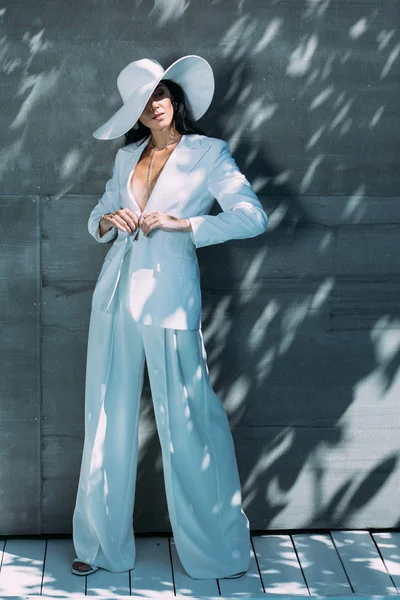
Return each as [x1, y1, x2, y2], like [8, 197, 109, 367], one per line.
[117, 58, 164, 103]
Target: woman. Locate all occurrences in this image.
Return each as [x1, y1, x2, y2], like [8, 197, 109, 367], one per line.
[71, 55, 267, 580]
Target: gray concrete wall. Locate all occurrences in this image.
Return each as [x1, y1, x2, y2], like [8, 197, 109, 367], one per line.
[1, 0, 399, 534]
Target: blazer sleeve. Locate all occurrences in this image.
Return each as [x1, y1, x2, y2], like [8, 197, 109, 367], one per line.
[88, 150, 122, 243]
[187, 141, 267, 249]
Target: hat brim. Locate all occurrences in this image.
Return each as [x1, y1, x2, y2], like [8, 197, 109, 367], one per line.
[93, 55, 215, 140]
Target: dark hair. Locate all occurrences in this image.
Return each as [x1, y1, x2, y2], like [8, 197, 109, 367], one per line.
[123, 79, 204, 146]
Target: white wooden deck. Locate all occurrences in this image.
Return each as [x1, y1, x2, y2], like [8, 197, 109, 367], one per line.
[0, 530, 399, 599]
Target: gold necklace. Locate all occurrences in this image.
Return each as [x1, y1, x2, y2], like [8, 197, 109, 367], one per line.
[146, 136, 181, 202]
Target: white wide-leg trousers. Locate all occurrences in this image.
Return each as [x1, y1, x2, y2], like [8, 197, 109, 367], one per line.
[72, 242, 251, 579]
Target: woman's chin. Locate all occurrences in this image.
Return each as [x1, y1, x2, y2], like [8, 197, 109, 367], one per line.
[150, 119, 173, 130]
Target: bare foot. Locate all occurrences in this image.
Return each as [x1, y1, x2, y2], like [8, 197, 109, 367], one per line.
[72, 560, 93, 572]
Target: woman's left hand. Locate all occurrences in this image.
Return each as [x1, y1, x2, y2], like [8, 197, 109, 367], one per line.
[139, 212, 191, 236]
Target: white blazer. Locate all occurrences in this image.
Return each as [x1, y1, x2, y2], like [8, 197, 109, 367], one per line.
[88, 134, 267, 330]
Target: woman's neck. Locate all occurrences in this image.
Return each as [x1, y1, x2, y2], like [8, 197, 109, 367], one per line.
[149, 126, 181, 149]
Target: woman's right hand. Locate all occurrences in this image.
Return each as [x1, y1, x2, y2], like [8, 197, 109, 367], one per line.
[99, 208, 139, 236]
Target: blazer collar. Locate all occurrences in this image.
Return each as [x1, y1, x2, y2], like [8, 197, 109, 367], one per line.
[121, 133, 206, 154]
[120, 134, 210, 212]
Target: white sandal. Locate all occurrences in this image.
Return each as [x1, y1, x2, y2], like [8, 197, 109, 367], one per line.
[71, 557, 99, 576]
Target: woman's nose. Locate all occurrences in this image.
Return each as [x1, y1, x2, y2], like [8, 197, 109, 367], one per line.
[149, 99, 159, 111]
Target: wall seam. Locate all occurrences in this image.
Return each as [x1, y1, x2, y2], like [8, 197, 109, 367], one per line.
[38, 194, 44, 534]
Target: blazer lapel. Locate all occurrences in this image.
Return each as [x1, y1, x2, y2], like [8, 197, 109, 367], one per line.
[145, 134, 211, 212]
[120, 134, 210, 213]
[121, 136, 150, 213]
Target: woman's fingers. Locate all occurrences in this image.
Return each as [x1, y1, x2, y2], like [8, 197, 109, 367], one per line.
[140, 214, 159, 236]
[138, 213, 146, 229]
[105, 213, 131, 233]
[116, 208, 139, 232]
[140, 212, 179, 235]
[104, 209, 139, 233]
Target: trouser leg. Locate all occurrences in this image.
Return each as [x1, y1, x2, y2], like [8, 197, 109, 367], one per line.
[140, 323, 251, 579]
[72, 304, 146, 572]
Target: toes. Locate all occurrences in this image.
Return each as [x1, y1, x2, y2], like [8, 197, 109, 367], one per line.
[73, 561, 92, 572]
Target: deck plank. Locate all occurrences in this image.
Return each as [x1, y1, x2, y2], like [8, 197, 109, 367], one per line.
[218, 541, 264, 597]
[0, 538, 45, 597]
[86, 560, 130, 596]
[372, 532, 400, 593]
[2, 531, 399, 598]
[129, 535, 175, 597]
[170, 537, 220, 598]
[331, 530, 398, 595]
[292, 533, 352, 596]
[252, 534, 309, 595]
[41, 537, 85, 596]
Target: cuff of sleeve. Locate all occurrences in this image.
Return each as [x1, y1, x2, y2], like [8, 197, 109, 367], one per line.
[95, 224, 117, 243]
[188, 216, 209, 248]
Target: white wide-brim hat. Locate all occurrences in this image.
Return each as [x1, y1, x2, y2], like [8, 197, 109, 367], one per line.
[93, 55, 215, 140]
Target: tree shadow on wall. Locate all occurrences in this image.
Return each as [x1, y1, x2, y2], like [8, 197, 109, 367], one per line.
[183, 56, 399, 529]
[5, 0, 397, 532]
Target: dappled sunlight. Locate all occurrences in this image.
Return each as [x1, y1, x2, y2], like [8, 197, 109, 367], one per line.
[295, 314, 400, 523]
[373, 532, 400, 575]
[252, 17, 283, 55]
[60, 148, 84, 181]
[371, 316, 400, 365]
[351, 555, 396, 574]
[1, 531, 397, 595]
[249, 299, 280, 352]
[327, 98, 354, 133]
[341, 184, 366, 221]
[0, 545, 44, 596]
[274, 277, 334, 355]
[149, 0, 190, 27]
[224, 375, 251, 418]
[318, 229, 334, 252]
[377, 29, 396, 52]
[202, 295, 232, 347]
[0, 11, 62, 187]
[243, 428, 294, 497]
[265, 201, 290, 230]
[107, 584, 174, 598]
[2, 0, 399, 553]
[279, 298, 313, 355]
[312, 277, 335, 309]
[308, 85, 334, 111]
[272, 169, 292, 186]
[239, 247, 268, 304]
[292, 533, 354, 594]
[331, 531, 399, 590]
[264, 580, 308, 594]
[223, 91, 278, 152]
[200, 447, 210, 472]
[304, 0, 331, 19]
[287, 34, 319, 77]
[220, 15, 258, 61]
[10, 65, 59, 131]
[253, 534, 309, 594]
[381, 42, 400, 78]
[299, 154, 324, 192]
[349, 17, 369, 40]
[369, 104, 385, 128]
[51, 0, 400, 536]
[254, 346, 276, 386]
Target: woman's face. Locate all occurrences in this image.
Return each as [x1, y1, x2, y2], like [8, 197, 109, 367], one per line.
[139, 83, 175, 130]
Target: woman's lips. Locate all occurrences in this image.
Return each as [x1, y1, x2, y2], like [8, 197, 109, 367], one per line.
[152, 113, 165, 120]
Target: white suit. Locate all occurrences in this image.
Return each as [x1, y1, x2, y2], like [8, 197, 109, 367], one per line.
[72, 134, 268, 579]
[89, 134, 267, 328]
